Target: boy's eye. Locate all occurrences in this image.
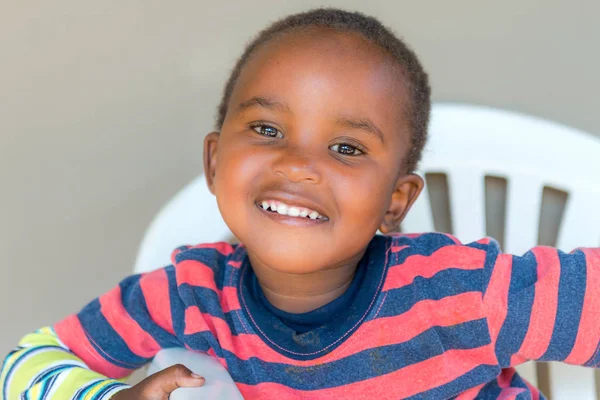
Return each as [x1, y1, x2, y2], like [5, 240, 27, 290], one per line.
[330, 143, 364, 156]
[252, 124, 283, 138]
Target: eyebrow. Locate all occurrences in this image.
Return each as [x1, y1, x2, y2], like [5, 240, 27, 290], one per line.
[336, 116, 384, 143]
[237, 96, 292, 114]
[237, 97, 384, 143]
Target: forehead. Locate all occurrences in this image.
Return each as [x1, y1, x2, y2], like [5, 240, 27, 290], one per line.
[229, 28, 411, 142]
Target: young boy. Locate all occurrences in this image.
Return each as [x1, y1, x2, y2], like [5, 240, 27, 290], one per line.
[2, 8, 599, 400]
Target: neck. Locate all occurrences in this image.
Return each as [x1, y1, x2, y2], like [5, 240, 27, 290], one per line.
[248, 252, 364, 314]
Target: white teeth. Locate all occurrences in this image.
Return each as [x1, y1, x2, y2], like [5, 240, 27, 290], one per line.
[259, 200, 326, 220]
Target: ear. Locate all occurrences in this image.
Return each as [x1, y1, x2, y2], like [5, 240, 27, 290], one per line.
[203, 132, 220, 195]
[379, 173, 424, 234]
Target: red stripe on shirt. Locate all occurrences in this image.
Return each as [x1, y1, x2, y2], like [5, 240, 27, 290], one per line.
[483, 254, 513, 346]
[236, 345, 497, 399]
[335, 291, 487, 358]
[176, 260, 218, 290]
[384, 245, 486, 291]
[140, 269, 174, 335]
[221, 286, 241, 313]
[181, 309, 302, 365]
[169, 243, 234, 265]
[509, 354, 527, 366]
[565, 248, 600, 364]
[514, 248, 560, 361]
[175, 261, 241, 313]
[497, 367, 515, 388]
[184, 307, 215, 337]
[454, 383, 485, 400]
[98, 286, 161, 358]
[54, 314, 132, 378]
[188, 242, 235, 255]
[499, 389, 527, 400]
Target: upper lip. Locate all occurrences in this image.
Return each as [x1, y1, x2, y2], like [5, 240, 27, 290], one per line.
[256, 191, 330, 219]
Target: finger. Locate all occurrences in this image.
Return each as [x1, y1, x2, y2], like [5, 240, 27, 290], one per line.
[147, 364, 205, 394]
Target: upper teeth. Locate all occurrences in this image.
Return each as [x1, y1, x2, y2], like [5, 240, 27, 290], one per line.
[260, 201, 326, 220]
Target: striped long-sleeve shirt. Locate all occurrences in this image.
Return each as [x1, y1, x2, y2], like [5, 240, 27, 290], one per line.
[2, 233, 599, 399]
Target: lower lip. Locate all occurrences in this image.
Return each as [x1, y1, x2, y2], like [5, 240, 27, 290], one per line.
[255, 203, 328, 226]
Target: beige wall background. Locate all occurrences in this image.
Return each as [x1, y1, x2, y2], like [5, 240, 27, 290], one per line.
[1, 0, 599, 356]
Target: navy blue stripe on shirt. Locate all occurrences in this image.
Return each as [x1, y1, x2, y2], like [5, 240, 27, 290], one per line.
[584, 346, 600, 367]
[377, 268, 483, 319]
[470, 241, 501, 293]
[494, 252, 537, 367]
[541, 250, 587, 361]
[119, 275, 181, 349]
[165, 266, 186, 341]
[390, 233, 459, 266]
[405, 364, 500, 400]
[78, 300, 148, 369]
[178, 285, 226, 317]
[224, 319, 490, 388]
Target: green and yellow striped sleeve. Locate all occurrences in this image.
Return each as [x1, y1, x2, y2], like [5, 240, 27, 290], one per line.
[0, 327, 130, 400]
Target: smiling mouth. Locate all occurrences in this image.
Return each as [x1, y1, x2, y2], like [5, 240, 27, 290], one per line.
[256, 199, 329, 221]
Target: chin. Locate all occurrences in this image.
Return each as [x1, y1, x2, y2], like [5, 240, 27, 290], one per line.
[248, 242, 331, 274]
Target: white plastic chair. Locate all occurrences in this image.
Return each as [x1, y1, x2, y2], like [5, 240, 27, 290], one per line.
[134, 103, 600, 400]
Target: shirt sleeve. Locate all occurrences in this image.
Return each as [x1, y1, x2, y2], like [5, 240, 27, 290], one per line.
[481, 241, 600, 368]
[1, 265, 183, 399]
[0, 327, 130, 400]
[54, 266, 183, 378]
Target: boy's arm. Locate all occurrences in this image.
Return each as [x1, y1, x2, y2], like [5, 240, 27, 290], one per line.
[1, 266, 185, 399]
[482, 242, 600, 368]
[0, 327, 130, 399]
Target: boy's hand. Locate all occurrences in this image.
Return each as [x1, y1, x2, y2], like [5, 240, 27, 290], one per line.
[112, 364, 205, 400]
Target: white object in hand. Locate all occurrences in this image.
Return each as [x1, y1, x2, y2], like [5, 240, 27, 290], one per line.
[147, 348, 243, 400]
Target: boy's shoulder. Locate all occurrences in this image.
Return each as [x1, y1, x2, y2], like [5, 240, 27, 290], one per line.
[170, 242, 240, 264]
[383, 232, 501, 255]
[381, 233, 502, 293]
[168, 242, 242, 270]
[160, 242, 243, 289]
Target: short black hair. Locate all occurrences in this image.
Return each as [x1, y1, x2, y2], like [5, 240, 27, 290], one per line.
[216, 8, 430, 173]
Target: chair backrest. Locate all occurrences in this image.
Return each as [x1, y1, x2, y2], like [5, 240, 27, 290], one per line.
[403, 103, 600, 254]
[402, 103, 600, 400]
[134, 103, 600, 400]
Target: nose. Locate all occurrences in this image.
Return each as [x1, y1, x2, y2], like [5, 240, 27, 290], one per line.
[272, 147, 321, 184]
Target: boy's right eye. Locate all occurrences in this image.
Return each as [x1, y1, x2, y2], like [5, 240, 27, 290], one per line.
[251, 124, 283, 139]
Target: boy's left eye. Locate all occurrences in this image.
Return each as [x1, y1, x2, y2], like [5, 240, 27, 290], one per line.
[252, 124, 283, 138]
[330, 143, 364, 156]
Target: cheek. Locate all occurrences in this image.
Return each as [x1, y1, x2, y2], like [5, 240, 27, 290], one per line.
[215, 143, 265, 194]
[212, 143, 277, 235]
[212, 146, 258, 239]
[334, 168, 393, 223]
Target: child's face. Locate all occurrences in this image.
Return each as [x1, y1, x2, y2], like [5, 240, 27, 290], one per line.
[204, 29, 423, 274]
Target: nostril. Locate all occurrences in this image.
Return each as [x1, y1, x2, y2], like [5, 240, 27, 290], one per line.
[272, 152, 321, 184]
[273, 167, 320, 184]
